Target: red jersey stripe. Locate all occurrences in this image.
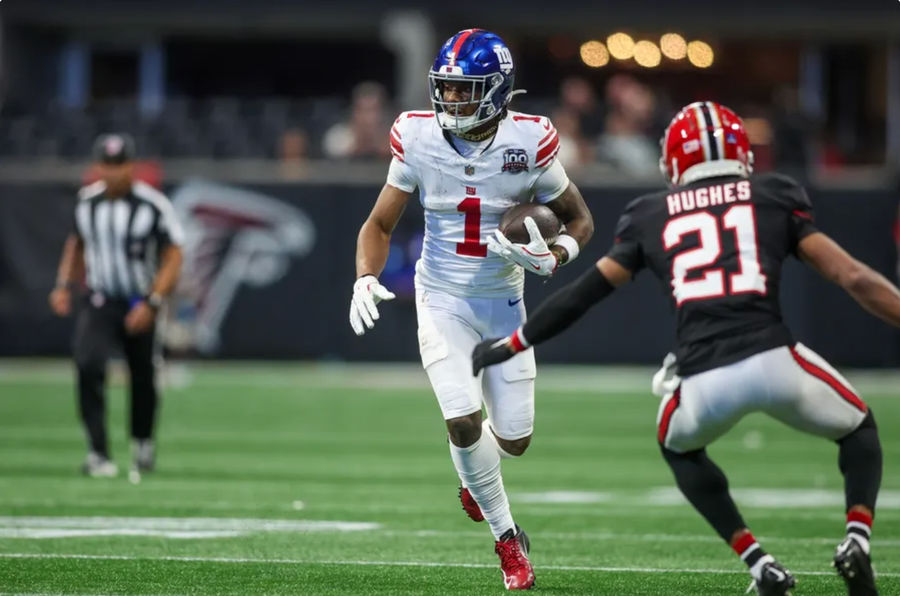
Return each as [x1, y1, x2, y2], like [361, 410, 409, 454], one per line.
[536, 133, 559, 163]
[539, 127, 556, 146]
[390, 135, 404, 156]
[536, 145, 560, 168]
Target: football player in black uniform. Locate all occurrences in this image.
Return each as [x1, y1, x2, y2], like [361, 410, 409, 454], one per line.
[472, 102, 900, 596]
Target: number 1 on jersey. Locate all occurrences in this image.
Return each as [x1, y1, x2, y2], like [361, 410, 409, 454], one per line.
[456, 197, 487, 257]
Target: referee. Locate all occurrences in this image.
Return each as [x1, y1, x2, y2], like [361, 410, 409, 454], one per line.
[49, 133, 184, 478]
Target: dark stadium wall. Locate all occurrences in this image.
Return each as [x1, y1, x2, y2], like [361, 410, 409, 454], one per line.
[1, 182, 898, 367]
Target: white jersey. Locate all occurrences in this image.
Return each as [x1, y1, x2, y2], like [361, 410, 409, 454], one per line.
[386, 110, 570, 298]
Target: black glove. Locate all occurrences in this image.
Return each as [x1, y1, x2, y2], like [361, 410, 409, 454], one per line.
[472, 337, 517, 376]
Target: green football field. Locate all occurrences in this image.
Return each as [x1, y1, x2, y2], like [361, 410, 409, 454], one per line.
[1, 360, 898, 595]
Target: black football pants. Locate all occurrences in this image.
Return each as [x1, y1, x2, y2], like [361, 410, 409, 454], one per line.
[73, 295, 158, 458]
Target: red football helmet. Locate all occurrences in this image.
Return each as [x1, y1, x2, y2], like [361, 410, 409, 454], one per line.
[659, 101, 754, 187]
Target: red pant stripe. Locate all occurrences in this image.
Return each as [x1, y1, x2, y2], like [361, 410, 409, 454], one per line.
[657, 386, 681, 445]
[789, 347, 867, 413]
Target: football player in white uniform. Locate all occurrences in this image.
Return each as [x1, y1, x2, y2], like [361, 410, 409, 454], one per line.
[349, 29, 594, 590]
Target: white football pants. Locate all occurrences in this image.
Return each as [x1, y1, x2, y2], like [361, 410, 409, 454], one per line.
[415, 289, 535, 440]
[658, 343, 868, 453]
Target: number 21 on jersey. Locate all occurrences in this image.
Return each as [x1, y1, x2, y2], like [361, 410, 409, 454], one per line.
[663, 205, 767, 306]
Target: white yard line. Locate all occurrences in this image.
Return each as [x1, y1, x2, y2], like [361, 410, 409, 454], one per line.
[2, 552, 898, 578]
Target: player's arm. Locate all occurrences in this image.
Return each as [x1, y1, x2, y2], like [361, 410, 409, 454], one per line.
[125, 196, 185, 334]
[48, 233, 85, 317]
[544, 181, 594, 266]
[472, 257, 632, 374]
[149, 244, 183, 299]
[489, 161, 594, 276]
[798, 232, 900, 327]
[356, 183, 410, 278]
[350, 183, 409, 335]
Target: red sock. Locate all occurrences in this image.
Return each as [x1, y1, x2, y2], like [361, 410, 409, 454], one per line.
[847, 510, 873, 545]
[733, 531, 766, 568]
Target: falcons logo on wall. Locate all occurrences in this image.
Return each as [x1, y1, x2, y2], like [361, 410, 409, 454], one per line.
[167, 181, 315, 353]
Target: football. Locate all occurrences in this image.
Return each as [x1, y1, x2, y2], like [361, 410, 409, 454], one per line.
[499, 203, 561, 244]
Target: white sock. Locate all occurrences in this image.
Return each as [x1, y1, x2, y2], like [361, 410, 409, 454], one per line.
[482, 419, 518, 460]
[846, 532, 871, 556]
[449, 435, 515, 540]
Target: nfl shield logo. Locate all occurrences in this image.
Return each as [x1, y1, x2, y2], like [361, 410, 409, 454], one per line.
[465, 165, 475, 176]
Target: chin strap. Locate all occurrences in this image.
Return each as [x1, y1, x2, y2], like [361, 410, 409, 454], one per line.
[456, 122, 500, 142]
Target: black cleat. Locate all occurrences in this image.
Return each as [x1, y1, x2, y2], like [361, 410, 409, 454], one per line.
[834, 537, 878, 596]
[748, 560, 796, 595]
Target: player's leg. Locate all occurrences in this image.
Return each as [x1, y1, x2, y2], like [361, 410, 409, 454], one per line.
[481, 296, 535, 459]
[416, 290, 533, 590]
[416, 291, 517, 538]
[481, 369, 533, 459]
[764, 343, 880, 595]
[658, 354, 795, 594]
[122, 322, 159, 475]
[476, 297, 536, 590]
[72, 296, 118, 477]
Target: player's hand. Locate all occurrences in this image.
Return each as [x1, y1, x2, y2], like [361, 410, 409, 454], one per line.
[349, 275, 396, 336]
[49, 287, 72, 317]
[125, 301, 156, 335]
[487, 217, 558, 277]
[472, 337, 517, 376]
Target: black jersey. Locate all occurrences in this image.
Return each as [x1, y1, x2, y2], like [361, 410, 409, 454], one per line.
[607, 173, 819, 376]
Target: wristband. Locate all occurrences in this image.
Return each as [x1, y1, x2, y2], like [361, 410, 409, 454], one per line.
[508, 327, 531, 353]
[146, 292, 164, 310]
[552, 234, 580, 264]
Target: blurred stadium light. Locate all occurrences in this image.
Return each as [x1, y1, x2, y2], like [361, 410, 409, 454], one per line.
[0, 0, 897, 363]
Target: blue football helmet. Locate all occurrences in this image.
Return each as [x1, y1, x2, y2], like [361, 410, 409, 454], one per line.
[429, 29, 520, 134]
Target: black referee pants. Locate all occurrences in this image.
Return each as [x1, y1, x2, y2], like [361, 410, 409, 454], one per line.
[73, 294, 158, 458]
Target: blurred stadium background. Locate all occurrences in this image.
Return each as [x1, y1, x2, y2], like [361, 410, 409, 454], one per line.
[1, 1, 899, 594]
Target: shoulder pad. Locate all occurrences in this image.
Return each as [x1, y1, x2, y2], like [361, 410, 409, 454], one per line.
[508, 114, 559, 168]
[390, 111, 436, 162]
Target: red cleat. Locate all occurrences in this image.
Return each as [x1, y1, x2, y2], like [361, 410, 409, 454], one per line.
[495, 526, 535, 590]
[459, 486, 484, 522]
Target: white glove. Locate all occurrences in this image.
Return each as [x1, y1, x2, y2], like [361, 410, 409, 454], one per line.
[487, 217, 558, 277]
[349, 275, 396, 336]
[651, 352, 681, 397]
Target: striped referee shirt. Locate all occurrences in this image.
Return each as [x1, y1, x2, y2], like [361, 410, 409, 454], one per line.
[74, 180, 184, 299]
